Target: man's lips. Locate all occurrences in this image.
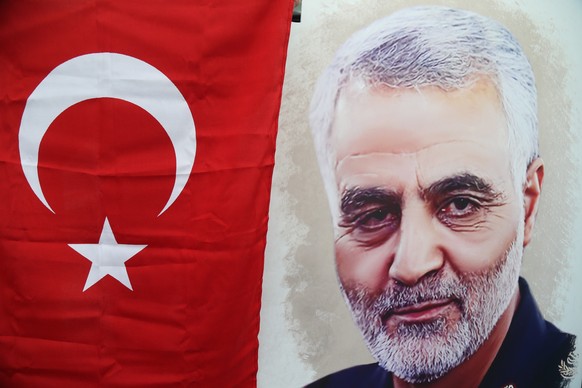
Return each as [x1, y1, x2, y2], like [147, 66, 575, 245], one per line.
[387, 299, 455, 323]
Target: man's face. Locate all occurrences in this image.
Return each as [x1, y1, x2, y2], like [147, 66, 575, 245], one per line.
[331, 80, 524, 382]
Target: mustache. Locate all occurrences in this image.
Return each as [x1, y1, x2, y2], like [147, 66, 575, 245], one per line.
[345, 274, 469, 317]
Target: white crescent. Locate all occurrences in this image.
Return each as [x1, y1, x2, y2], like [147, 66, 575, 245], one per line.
[18, 52, 196, 215]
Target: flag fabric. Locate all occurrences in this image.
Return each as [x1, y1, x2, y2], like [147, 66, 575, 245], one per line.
[0, 0, 293, 386]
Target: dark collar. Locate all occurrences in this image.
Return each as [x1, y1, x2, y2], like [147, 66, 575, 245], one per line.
[479, 277, 575, 387]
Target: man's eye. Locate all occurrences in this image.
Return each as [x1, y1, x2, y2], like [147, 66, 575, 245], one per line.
[438, 197, 484, 226]
[339, 206, 400, 245]
[441, 198, 476, 216]
[356, 208, 394, 231]
[352, 207, 400, 243]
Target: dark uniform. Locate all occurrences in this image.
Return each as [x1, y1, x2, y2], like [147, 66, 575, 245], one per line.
[307, 278, 577, 388]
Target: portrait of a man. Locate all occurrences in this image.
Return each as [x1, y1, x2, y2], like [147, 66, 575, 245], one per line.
[305, 6, 577, 387]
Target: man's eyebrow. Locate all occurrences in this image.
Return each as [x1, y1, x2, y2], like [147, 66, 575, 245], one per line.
[340, 187, 401, 214]
[421, 173, 503, 200]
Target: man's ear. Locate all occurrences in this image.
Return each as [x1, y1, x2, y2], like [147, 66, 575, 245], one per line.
[523, 158, 544, 247]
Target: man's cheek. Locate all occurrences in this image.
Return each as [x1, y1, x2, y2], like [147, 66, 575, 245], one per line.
[440, 226, 518, 274]
[447, 239, 512, 274]
[334, 239, 392, 292]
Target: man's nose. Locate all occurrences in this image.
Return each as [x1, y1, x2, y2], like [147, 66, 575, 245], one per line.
[388, 205, 444, 286]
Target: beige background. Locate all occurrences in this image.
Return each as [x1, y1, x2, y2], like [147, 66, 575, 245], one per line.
[259, 0, 582, 386]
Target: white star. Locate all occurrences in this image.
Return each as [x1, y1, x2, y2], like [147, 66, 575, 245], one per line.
[69, 218, 147, 291]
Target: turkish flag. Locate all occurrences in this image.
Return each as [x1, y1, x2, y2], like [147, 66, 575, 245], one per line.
[0, 0, 293, 386]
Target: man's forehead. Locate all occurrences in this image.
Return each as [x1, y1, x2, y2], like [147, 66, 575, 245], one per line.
[331, 80, 507, 160]
[330, 79, 512, 196]
[334, 141, 512, 196]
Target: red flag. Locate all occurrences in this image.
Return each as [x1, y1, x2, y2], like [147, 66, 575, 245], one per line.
[0, 0, 293, 386]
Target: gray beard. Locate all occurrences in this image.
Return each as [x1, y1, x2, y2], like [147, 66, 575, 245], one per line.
[341, 222, 523, 383]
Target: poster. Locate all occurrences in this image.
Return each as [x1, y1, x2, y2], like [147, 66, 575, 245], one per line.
[259, 0, 582, 386]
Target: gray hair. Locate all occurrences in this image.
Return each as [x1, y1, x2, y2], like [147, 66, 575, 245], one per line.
[310, 6, 538, 216]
